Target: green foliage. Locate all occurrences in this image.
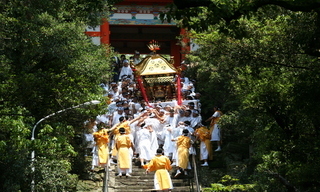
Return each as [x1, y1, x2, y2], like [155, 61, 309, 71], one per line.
[184, 4, 320, 192]
[0, 0, 117, 191]
[34, 158, 78, 192]
[0, 106, 32, 191]
[163, 0, 320, 57]
[203, 175, 255, 192]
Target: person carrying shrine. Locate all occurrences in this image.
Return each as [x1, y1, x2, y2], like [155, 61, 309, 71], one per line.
[172, 129, 192, 177]
[205, 106, 223, 151]
[115, 127, 135, 177]
[194, 124, 213, 166]
[92, 123, 109, 169]
[161, 109, 178, 159]
[136, 124, 157, 166]
[109, 115, 142, 164]
[144, 148, 173, 192]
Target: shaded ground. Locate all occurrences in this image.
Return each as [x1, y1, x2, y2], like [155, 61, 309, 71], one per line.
[76, 165, 105, 192]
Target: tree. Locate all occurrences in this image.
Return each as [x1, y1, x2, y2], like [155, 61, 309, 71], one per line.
[181, 4, 320, 192]
[0, 0, 118, 191]
[163, 0, 320, 57]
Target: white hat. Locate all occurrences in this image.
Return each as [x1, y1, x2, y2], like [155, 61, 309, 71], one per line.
[193, 110, 199, 114]
[149, 113, 155, 118]
[143, 124, 149, 129]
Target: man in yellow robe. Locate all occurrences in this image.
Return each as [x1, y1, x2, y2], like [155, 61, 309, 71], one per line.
[194, 125, 213, 166]
[172, 129, 191, 177]
[115, 127, 134, 177]
[109, 115, 141, 164]
[92, 125, 109, 168]
[144, 148, 173, 192]
[205, 106, 223, 151]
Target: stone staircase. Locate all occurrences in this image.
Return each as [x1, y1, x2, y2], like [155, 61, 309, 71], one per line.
[76, 145, 243, 191]
[108, 159, 195, 192]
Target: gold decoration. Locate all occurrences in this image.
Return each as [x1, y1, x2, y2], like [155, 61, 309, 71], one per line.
[144, 76, 174, 84]
[147, 40, 160, 52]
[135, 54, 177, 76]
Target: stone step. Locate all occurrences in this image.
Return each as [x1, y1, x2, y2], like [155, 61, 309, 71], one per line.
[114, 176, 190, 186]
[114, 185, 192, 192]
[110, 159, 194, 192]
[113, 171, 186, 178]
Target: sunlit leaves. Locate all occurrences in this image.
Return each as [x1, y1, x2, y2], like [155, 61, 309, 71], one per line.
[36, 124, 77, 158]
[34, 158, 78, 192]
[203, 175, 255, 192]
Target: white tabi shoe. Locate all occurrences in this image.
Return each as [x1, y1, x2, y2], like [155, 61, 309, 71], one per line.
[215, 147, 221, 152]
[174, 169, 181, 178]
[201, 162, 209, 167]
[126, 173, 132, 177]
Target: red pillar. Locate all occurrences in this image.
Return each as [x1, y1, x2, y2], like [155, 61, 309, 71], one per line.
[171, 40, 181, 68]
[176, 73, 182, 105]
[100, 20, 110, 44]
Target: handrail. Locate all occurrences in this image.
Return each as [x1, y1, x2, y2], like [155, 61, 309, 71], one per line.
[192, 154, 201, 192]
[103, 164, 109, 192]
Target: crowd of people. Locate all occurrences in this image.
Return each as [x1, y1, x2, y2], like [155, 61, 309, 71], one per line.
[83, 51, 223, 192]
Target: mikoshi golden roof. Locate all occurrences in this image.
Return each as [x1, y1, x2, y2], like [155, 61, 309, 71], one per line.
[133, 54, 177, 76]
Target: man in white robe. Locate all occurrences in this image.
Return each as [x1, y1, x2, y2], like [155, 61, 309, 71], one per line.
[119, 60, 134, 80]
[111, 107, 124, 126]
[177, 109, 193, 125]
[161, 109, 178, 158]
[133, 51, 141, 65]
[136, 124, 157, 166]
[144, 114, 164, 146]
[96, 113, 110, 125]
[190, 109, 202, 128]
[171, 122, 185, 166]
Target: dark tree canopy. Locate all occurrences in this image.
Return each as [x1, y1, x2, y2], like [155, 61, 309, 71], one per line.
[167, 1, 320, 191]
[164, 0, 320, 57]
[0, 0, 116, 191]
